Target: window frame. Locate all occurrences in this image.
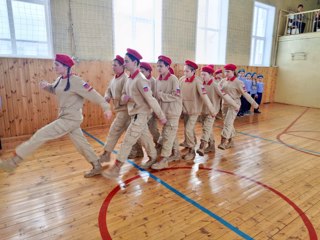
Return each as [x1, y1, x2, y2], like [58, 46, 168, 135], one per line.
[250, 1, 275, 66]
[0, 0, 53, 59]
[195, 0, 229, 65]
[112, 0, 162, 63]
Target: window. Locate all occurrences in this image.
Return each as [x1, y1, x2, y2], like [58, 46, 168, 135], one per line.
[0, 0, 52, 58]
[250, 2, 275, 66]
[113, 0, 162, 62]
[196, 0, 229, 64]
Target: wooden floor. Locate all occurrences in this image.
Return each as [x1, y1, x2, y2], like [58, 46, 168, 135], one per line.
[0, 103, 320, 240]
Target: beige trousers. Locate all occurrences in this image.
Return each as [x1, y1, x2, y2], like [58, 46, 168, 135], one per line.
[104, 111, 130, 152]
[200, 114, 215, 143]
[221, 106, 237, 139]
[184, 114, 199, 149]
[117, 113, 156, 162]
[160, 117, 179, 157]
[16, 118, 98, 163]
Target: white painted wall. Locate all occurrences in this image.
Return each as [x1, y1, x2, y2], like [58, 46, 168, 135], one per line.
[275, 33, 320, 108]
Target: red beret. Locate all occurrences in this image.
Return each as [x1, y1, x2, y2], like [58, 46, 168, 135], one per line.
[126, 48, 143, 60]
[215, 69, 222, 74]
[185, 60, 198, 70]
[114, 55, 124, 65]
[140, 62, 152, 72]
[169, 67, 174, 74]
[158, 55, 172, 65]
[224, 63, 237, 71]
[208, 64, 215, 70]
[55, 54, 74, 67]
[201, 66, 214, 74]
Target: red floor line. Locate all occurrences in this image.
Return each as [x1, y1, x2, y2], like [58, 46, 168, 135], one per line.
[285, 133, 320, 142]
[276, 108, 320, 157]
[98, 167, 317, 240]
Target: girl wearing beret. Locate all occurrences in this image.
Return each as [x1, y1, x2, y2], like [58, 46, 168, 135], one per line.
[140, 62, 160, 148]
[100, 55, 139, 162]
[103, 49, 167, 178]
[0, 54, 112, 177]
[151, 55, 182, 170]
[218, 64, 259, 150]
[197, 66, 240, 155]
[179, 60, 215, 162]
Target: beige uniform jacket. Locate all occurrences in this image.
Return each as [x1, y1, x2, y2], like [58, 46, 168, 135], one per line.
[180, 75, 215, 116]
[202, 78, 239, 115]
[146, 76, 156, 95]
[122, 70, 165, 120]
[220, 77, 258, 108]
[154, 72, 182, 118]
[43, 75, 110, 121]
[104, 72, 128, 113]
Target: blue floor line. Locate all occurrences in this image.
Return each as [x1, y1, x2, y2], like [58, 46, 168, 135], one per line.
[214, 125, 320, 156]
[82, 129, 254, 240]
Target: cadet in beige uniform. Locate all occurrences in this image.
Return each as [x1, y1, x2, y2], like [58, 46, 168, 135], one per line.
[103, 48, 166, 179]
[180, 60, 215, 161]
[197, 66, 240, 155]
[151, 55, 182, 170]
[0, 54, 112, 177]
[218, 64, 259, 150]
[140, 62, 160, 146]
[127, 62, 160, 159]
[100, 55, 131, 163]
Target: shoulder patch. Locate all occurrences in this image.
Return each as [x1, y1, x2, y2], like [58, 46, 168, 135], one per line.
[143, 85, 149, 92]
[83, 82, 93, 91]
[201, 85, 207, 94]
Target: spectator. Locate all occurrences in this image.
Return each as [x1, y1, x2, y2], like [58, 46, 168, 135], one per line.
[313, 11, 320, 32]
[293, 4, 305, 33]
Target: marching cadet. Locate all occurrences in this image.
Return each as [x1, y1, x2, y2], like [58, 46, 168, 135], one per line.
[140, 62, 160, 146]
[100, 55, 132, 163]
[150, 55, 182, 170]
[218, 64, 259, 150]
[213, 68, 224, 120]
[214, 68, 223, 83]
[180, 60, 216, 162]
[197, 66, 240, 155]
[103, 48, 167, 178]
[0, 54, 112, 177]
[255, 74, 264, 114]
[169, 66, 175, 75]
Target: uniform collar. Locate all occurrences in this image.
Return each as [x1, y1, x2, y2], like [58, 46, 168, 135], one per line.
[115, 71, 124, 79]
[204, 79, 213, 86]
[159, 72, 171, 81]
[129, 69, 140, 79]
[146, 74, 152, 80]
[61, 73, 73, 79]
[185, 75, 195, 83]
[227, 76, 236, 81]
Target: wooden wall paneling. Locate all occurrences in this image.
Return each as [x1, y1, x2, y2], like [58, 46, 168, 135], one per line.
[0, 58, 278, 151]
[0, 60, 11, 138]
[34, 59, 47, 131]
[28, 59, 41, 134]
[18, 59, 32, 135]
[12, 59, 24, 135]
[43, 60, 58, 124]
[2, 59, 17, 137]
